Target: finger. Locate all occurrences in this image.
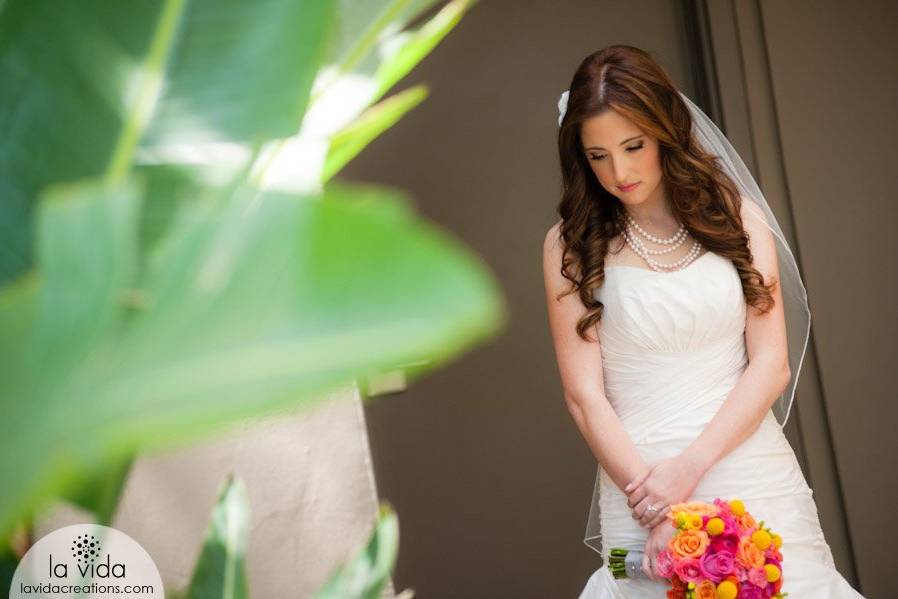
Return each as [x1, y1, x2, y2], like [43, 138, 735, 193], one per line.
[631, 496, 649, 519]
[627, 486, 649, 509]
[640, 510, 654, 527]
[642, 505, 666, 528]
[625, 468, 652, 493]
[639, 500, 662, 527]
[648, 505, 672, 529]
[635, 498, 650, 525]
[643, 504, 666, 529]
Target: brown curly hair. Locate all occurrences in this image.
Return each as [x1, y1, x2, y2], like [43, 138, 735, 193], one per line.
[555, 45, 776, 342]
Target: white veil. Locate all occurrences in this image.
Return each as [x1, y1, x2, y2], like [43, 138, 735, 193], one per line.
[557, 88, 812, 559]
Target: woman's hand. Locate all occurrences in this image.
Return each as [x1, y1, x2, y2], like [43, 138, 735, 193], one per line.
[624, 453, 705, 528]
[641, 519, 675, 582]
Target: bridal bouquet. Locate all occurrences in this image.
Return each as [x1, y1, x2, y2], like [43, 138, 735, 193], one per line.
[608, 498, 787, 599]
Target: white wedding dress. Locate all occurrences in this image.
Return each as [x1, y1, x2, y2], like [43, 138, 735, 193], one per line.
[577, 250, 864, 598]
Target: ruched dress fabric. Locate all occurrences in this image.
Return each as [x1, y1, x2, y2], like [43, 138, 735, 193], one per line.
[577, 251, 864, 598]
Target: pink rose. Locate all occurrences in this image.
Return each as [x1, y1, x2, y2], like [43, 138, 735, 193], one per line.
[699, 550, 735, 582]
[713, 498, 733, 516]
[710, 534, 739, 554]
[673, 557, 704, 583]
[747, 566, 769, 588]
[654, 549, 676, 578]
[721, 514, 740, 535]
[737, 585, 763, 599]
[733, 562, 751, 582]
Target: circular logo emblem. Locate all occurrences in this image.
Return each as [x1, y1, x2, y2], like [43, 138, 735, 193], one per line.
[10, 523, 164, 598]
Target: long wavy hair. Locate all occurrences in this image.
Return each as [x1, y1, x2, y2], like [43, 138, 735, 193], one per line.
[556, 45, 776, 342]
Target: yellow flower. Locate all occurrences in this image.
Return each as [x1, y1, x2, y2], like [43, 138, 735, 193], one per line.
[729, 499, 745, 517]
[771, 533, 783, 549]
[706, 517, 725, 535]
[752, 529, 772, 550]
[688, 514, 703, 529]
[669, 510, 690, 529]
[716, 580, 738, 599]
[765, 563, 782, 582]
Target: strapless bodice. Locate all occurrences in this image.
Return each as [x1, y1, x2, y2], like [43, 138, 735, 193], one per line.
[591, 251, 748, 445]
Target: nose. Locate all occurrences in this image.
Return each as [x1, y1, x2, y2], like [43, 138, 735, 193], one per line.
[612, 160, 629, 186]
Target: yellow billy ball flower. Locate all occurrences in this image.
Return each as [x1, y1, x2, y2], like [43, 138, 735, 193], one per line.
[729, 499, 745, 516]
[765, 563, 782, 582]
[752, 529, 772, 550]
[716, 580, 738, 599]
[706, 517, 725, 535]
[675, 512, 689, 529]
[772, 533, 783, 549]
[688, 514, 703, 529]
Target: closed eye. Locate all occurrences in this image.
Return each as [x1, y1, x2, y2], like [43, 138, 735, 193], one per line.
[588, 143, 644, 161]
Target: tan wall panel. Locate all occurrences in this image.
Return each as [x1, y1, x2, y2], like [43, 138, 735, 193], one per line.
[759, 1, 898, 596]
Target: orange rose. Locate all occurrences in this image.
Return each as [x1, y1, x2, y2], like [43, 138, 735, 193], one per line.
[669, 501, 717, 517]
[668, 529, 710, 559]
[738, 512, 757, 532]
[695, 579, 716, 599]
[736, 536, 765, 568]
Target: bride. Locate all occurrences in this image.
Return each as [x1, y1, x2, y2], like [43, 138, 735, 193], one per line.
[543, 45, 865, 598]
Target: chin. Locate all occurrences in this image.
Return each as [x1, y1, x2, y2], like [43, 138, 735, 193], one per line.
[617, 193, 645, 207]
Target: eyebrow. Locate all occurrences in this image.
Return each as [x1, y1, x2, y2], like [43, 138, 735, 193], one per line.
[584, 135, 644, 151]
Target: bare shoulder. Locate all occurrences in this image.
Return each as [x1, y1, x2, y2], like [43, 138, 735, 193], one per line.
[544, 219, 564, 252]
[543, 219, 566, 272]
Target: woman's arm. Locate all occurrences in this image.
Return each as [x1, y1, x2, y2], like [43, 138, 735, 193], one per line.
[543, 221, 650, 491]
[681, 200, 792, 474]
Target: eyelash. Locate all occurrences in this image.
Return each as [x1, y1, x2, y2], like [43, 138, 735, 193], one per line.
[589, 143, 644, 161]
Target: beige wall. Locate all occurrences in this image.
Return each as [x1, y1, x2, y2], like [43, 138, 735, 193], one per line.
[356, 0, 894, 597]
[37, 386, 394, 598]
[758, 2, 897, 596]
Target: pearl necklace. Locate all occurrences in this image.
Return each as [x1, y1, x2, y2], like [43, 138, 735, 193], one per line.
[623, 218, 703, 272]
[626, 214, 684, 245]
[629, 226, 688, 255]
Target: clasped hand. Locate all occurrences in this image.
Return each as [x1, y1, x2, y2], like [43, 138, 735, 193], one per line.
[624, 454, 705, 581]
[624, 453, 704, 529]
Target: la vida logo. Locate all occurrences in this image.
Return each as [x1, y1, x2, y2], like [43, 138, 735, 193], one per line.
[48, 533, 126, 578]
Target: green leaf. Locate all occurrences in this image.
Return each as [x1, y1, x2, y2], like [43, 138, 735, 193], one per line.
[322, 0, 441, 79]
[313, 503, 400, 599]
[0, 176, 505, 536]
[60, 454, 135, 526]
[370, 0, 478, 105]
[186, 475, 250, 599]
[323, 85, 429, 183]
[306, 0, 475, 143]
[0, 0, 336, 283]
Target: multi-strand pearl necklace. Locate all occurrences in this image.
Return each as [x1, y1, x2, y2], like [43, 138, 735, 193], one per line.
[624, 213, 703, 272]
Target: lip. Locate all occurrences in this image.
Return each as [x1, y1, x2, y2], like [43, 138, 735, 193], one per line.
[617, 182, 641, 192]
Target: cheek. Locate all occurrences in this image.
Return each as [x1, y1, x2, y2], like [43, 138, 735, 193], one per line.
[640, 147, 662, 176]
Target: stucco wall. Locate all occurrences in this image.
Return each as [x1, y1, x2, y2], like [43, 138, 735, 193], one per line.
[36, 384, 396, 598]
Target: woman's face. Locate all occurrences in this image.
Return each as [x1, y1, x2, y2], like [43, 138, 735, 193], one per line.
[579, 109, 664, 208]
